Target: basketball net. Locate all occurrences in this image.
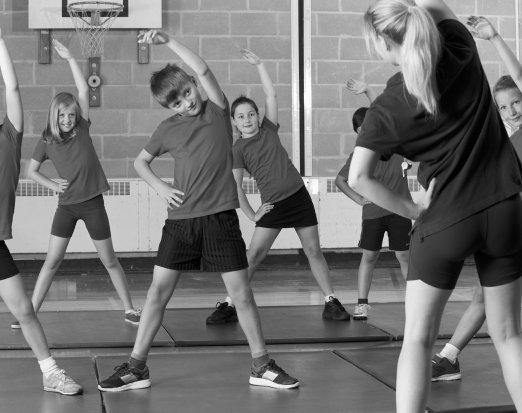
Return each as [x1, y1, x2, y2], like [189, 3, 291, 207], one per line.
[67, 1, 123, 58]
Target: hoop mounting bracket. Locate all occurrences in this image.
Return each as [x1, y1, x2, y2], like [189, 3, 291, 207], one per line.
[38, 30, 51, 64]
[88, 57, 102, 107]
[138, 39, 149, 64]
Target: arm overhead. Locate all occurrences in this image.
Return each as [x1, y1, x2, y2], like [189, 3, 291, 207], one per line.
[0, 29, 22, 132]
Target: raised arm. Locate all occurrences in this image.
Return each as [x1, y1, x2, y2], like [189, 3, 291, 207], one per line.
[467, 16, 522, 90]
[138, 30, 225, 109]
[415, 0, 457, 24]
[346, 79, 377, 103]
[0, 29, 22, 132]
[134, 149, 185, 209]
[241, 49, 277, 125]
[53, 39, 89, 119]
[232, 168, 273, 222]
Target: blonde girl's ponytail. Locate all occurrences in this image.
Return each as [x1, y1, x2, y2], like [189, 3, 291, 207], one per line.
[363, 0, 442, 116]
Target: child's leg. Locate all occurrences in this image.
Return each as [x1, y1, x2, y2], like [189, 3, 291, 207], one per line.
[295, 225, 333, 296]
[396, 279, 452, 413]
[1, 274, 51, 360]
[245, 227, 281, 282]
[358, 249, 380, 300]
[31, 235, 70, 313]
[483, 278, 522, 410]
[92, 237, 133, 311]
[132, 265, 180, 358]
[394, 250, 409, 281]
[221, 268, 265, 354]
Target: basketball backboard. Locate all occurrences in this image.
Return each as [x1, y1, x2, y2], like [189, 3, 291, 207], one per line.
[28, 0, 162, 29]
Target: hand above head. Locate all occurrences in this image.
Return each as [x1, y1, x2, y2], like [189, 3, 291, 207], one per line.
[52, 39, 73, 59]
[138, 30, 170, 45]
[346, 78, 368, 95]
[240, 48, 261, 66]
[466, 16, 498, 40]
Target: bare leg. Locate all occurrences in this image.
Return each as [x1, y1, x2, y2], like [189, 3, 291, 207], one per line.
[358, 249, 380, 299]
[395, 250, 409, 281]
[222, 269, 266, 355]
[31, 235, 70, 313]
[0, 274, 51, 360]
[93, 237, 134, 311]
[483, 277, 522, 410]
[396, 279, 452, 413]
[295, 225, 334, 296]
[448, 285, 485, 350]
[132, 266, 180, 357]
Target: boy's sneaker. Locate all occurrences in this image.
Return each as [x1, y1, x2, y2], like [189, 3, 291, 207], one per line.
[125, 309, 141, 326]
[249, 359, 299, 389]
[98, 362, 151, 392]
[353, 303, 371, 320]
[10, 320, 21, 329]
[206, 302, 238, 325]
[322, 297, 350, 321]
[431, 355, 461, 382]
[43, 369, 83, 395]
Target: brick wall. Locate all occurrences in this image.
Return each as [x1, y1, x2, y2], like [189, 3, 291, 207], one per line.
[0, 0, 519, 179]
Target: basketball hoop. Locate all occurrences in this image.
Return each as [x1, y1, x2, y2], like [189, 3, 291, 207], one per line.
[67, 1, 123, 58]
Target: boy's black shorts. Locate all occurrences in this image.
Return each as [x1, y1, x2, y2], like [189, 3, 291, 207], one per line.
[359, 214, 412, 251]
[156, 209, 248, 272]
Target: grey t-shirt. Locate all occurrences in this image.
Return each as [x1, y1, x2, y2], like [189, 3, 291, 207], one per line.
[145, 97, 238, 219]
[0, 116, 22, 240]
[233, 117, 303, 203]
[32, 117, 110, 205]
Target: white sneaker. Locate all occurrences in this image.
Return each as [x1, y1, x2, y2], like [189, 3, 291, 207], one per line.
[43, 369, 83, 395]
[353, 303, 370, 320]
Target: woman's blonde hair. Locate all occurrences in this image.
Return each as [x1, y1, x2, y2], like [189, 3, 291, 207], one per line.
[42, 92, 82, 144]
[363, 0, 442, 116]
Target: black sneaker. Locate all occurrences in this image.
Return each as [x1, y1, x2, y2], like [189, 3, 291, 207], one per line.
[322, 297, 350, 321]
[249, 359, 300, 389]
[431, 355, 461, 382]
[206, 302, 238, 325]
[98, 362, 151, 392]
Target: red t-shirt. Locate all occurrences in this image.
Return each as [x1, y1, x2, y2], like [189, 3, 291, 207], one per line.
[32, 117, 110, 205]
[338, 153, 412, 220]
[356, 19, 522, 237]
[0, 116, 22, 240]
[145, 97, 238, 219]
[232, 118, 304, 203]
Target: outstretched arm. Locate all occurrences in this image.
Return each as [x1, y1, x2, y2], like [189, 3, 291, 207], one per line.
[415, 0, 457, 24]
[0, 29, 22, 132]
[467, 16, 522, 91]
[53, 39, 89, 119]
[241, 49, 278, 124]
[346, 79, 376, 103]
[138, 30, 225, 109]
[233, 168, 273, 222]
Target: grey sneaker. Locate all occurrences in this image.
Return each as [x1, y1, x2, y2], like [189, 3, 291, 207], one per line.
[431, 355, 461, 382]
[249, 359, 299, 389]
[353, 303, 371, 320]
[98, 362, 151, 392]
[125, 309, 141, 326]
[10, 320, 21, 329]
[43, 369, 83, 395]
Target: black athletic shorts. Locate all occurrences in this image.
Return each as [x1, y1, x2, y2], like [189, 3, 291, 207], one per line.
[155, 209, 248, 272]
[51, 194, 111, 240]
[408, 195, 522, 289]
[359, 214, 412, 251]
[0, 241, 19, 280]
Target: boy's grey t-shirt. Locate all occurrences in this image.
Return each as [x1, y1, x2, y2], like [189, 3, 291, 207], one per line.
[145, 98, 238, 219]
[232, 117, 304, 204]
[0, 116, 22, 240]
[32, 117, 110, 205]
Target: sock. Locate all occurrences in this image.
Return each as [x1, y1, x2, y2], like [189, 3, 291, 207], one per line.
[225, 296, 234, 307]
[358, 298, 368, 305]
[252, 351, 270, 369]
[38, 356, 60, 377]
[129, 353, 147, 370]
[325, 294, 335, 303]
[438, 343, 460, 363]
